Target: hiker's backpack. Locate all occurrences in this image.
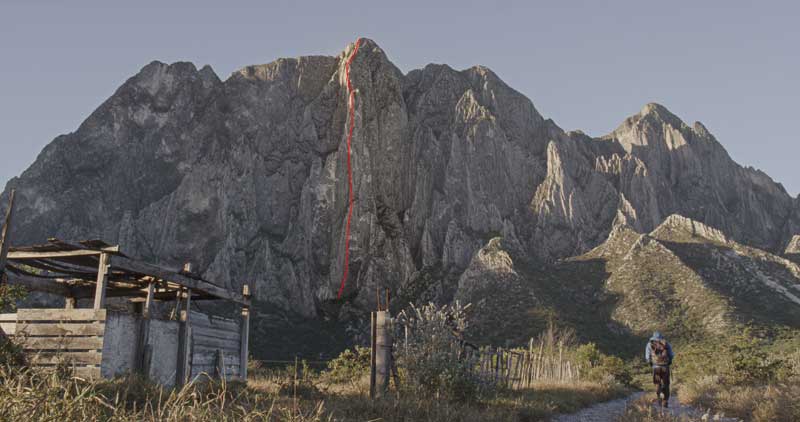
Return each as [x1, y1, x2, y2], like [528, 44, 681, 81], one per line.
[651, 340, 670, 366]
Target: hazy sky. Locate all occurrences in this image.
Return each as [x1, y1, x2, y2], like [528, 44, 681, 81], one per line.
[1, 1, 797, 195]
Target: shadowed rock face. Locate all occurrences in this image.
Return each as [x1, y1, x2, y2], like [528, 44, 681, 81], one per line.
[1, 39, 798, 318]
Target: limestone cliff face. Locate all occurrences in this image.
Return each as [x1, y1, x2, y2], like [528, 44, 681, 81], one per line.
[1, 39, 797, 318]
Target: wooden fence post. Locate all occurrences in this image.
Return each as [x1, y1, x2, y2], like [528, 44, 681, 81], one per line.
[369, 312, 377, 399]
[370, 311, 392, 398]
[240, 284, 251, 381]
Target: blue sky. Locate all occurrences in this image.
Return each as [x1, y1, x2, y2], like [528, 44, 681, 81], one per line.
[1, 0, 797, 195]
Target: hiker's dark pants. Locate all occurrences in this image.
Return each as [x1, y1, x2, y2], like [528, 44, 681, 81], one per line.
[652, 366, 670, 401]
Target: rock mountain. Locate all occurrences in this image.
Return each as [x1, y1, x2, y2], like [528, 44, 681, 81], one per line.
[2, 39, 799, 322]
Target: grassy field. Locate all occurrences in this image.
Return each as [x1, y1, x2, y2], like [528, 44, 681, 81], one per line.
[0, 364, 630, 422]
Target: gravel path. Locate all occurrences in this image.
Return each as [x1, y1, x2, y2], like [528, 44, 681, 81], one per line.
[551, 392, 742, 422]
[551, 392, 645, 422]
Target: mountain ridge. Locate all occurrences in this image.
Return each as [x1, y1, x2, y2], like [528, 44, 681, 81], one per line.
[1, 39, 798, 329]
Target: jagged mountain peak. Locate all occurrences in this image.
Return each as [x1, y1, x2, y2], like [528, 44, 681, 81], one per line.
[650, 214, 731, 245]
[131, 60, 210, 91]
[640, 102, 681, 120]
[605, 102, 699, 153]
[787, 235, 800, 254]
[2, 40, 799, 323]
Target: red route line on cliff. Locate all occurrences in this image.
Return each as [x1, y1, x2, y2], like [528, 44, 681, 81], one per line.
[337, 38, 362, 299]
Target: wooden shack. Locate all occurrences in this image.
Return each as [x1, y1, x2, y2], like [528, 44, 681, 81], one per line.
[0, 237, 251, 386]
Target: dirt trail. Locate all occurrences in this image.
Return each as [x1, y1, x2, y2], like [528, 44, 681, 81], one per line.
[551, 392, 741, 422]
[551, 392, 644, 422]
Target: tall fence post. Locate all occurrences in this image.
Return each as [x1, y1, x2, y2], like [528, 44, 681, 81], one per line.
[370, 310, 392, 399]
[240, 284, 251, 381]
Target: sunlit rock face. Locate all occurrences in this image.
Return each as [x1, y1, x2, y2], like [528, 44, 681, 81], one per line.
[1, 39, 797, 317]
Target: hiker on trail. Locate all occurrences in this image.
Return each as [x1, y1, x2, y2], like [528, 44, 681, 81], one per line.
[645, 331, 674, 408]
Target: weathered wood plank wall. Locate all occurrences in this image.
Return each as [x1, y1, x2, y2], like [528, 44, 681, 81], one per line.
[189, 310, 242, 381]
[14, 308, 107, 378]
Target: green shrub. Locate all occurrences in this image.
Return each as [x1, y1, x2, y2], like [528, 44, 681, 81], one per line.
[324, 346, 370, 384]
[396, 302, 492, 403]
[0, 284, 25, 366]
[574, 342, 633, 385]
[575, 342, 602, 370]
[0, 284, 25, 313]
[728, 337, 784, 384]
[596, 355, 633, 386]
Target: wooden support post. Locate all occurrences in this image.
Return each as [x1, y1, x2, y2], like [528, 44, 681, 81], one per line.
[369, 311, 377, 399]
[0, 189, 16, 283]
[143, 282, 154, 319]
[372, 311, 392, 398]
[93, 252, 110, 309]
[215, 349, 225, 380]
[509, 353, 515, 389]
[239, 284, 250, 381]
[135, 282, 155, 375]
[176, 288, 192, 386]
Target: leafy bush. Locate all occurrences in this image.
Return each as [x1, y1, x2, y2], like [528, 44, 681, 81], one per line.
[676, 330, 790, 385]
[0, 284, 25, 366]
[728, 337, 784, 384]
[596, 355, 633, 386]
[324, 346, 370, 385]
[0, 284, 25, 313]
[574, 342, 602, 370]
[574, 342, 633, 385]
[396, 302, 491, 403]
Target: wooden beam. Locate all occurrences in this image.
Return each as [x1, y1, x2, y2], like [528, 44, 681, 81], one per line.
[72, 285, 148, 299]
[47, 238, 120, 254]
[17, 308, 106, 321]
[111, 256, 248, 304]
[18, 336, 104, 350]
[6, 273, 71, 296]
[7, 249, 102, 260]
[0, 189, 16, 281]
[93, 252, 109, 309]
[16, 322, 106, 336]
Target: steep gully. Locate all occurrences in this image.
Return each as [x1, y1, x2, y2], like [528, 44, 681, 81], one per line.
[337, 38, 362, 299]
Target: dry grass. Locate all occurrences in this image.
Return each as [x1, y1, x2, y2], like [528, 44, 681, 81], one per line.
[0, 364, 630, 422]
[679, 376, 800, 422]
[616, 396, 690, 422]
[0, 365, 327, 421]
